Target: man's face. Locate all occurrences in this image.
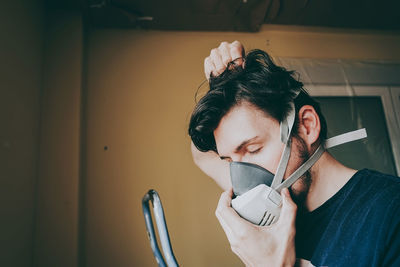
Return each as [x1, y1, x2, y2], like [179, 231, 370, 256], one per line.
[214, 102, 311, 205]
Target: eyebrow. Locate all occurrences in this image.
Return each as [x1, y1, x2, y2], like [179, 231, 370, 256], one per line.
[219, 136, 259, 160]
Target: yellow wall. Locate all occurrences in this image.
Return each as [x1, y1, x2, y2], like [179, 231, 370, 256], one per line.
[2, 4, 400, 265]
[84, 26, 400, 267]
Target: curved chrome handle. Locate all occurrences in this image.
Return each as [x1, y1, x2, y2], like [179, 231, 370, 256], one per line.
[142, 190, 178, 267]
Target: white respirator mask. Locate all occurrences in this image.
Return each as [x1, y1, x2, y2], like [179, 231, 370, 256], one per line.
[230, 99, 367, 226]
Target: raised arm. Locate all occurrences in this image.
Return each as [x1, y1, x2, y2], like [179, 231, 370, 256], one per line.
[191, 141, 231, 191]
[190, 41, 245, 191]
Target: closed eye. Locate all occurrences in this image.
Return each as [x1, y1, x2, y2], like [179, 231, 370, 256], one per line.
[248, 147, 262, 154]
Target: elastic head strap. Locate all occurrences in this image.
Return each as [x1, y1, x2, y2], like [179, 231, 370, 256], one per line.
[274, 128, 367, 192]
[274, 144, 325, 192]
[271, 102, 296, 188]
[280, 102, 296, 144]
[324, 128, 367, 149]
[270, 137, 292, 189]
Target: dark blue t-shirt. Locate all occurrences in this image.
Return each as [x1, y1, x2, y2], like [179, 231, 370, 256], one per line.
[296, 169, 400, 267]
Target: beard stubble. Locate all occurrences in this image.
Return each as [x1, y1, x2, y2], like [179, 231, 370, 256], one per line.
[288, 136, 313, 210]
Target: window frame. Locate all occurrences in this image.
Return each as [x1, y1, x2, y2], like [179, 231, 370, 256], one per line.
[390, 86, 400, 129]
[305, 85, 400, 175]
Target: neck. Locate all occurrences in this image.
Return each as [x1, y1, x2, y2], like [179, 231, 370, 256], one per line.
[305, 151, 357, 211]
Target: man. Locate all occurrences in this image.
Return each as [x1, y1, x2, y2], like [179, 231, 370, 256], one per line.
[188, 41, 400, 266]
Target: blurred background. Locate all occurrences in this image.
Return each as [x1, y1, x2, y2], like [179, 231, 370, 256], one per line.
[1, 0, 400, 266]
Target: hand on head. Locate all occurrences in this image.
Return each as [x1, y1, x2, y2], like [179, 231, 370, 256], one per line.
[204, 41, 245, 80]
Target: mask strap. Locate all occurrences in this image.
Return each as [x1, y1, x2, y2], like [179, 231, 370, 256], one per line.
[271, 139, 292, 189]
[271, 102, 296, 189]
[274, 144, 325, 193]
[324, 128, 367, 149]
[280, 102, 296, 144]
[274, 128, 367, 193]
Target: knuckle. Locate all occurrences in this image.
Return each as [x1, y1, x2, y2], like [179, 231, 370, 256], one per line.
[214, 210, 220, 220]
[210, 48, 218, 55]
[230, 235, 241, 247]
[230, 244, 239, 254]
[288, 202, 297, 210]
[219, 41, 229, 47]
[216, 66, 225, 73]
[220, 191, 228, 200]
[289, 203, 298, 213]
[215, 207, 221, 218]
[231, 40, 242, 48]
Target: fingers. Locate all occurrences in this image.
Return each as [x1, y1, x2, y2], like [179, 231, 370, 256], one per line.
[230, 40, 245, 61]
[204, 56, 216, 80]
[215, 188, 252, 244]
[215, 189, 237, 244]
[204, 40, 245, 80]
[218, 42, 232, 67]
[277, 188, 297, 226]
[217, 187, 233, 207]
[210, 48, 225, 75]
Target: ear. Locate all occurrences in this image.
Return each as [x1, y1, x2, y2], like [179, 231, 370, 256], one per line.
[296, 105, 321, 150]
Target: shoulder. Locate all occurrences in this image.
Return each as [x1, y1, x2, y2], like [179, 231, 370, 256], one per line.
[354, 168, 399, 183]
[355, 169, 400, 229]
[352, 169, 400, 198]
[358, 170, 400, 265]
[346, 169, 400, 222]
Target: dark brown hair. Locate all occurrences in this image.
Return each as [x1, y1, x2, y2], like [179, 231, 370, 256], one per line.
[189, 49, 327, 153]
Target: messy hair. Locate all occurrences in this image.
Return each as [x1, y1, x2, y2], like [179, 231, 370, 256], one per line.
[188, 49, 327, 153]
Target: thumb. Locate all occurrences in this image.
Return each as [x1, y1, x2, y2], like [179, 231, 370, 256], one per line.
[277, 188, 297, 226]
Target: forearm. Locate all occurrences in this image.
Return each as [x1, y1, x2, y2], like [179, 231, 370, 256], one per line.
[191, 141, 231, 191]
